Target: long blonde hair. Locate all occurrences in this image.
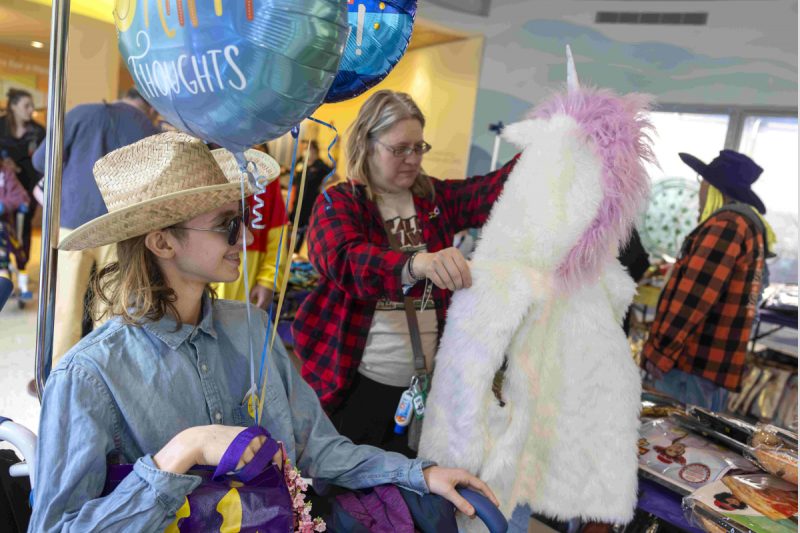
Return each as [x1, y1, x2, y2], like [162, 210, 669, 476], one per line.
[346, 90, 434, 201]
[90, 229, 216, 327]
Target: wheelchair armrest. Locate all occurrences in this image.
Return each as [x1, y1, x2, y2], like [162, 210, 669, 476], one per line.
[0, 418, 38, 489]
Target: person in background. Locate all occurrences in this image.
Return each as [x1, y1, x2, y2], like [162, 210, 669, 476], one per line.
[213, 145, 289, 310]
[0, 88, 46, 297]
[642, 150, 775, 411]
[293, 90, 518, 456]
[32, 87, 159, 366]
[0, 159, 31, 285]
[30, 132, 498, 531]
[618, 228, 650, 336]
[290, 140, 331, 253]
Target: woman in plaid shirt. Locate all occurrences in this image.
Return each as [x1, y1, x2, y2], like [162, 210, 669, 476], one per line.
[293, 91, 518, 455]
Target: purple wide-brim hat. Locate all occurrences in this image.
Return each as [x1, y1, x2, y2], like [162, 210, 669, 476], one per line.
[679, 149, 766, 214]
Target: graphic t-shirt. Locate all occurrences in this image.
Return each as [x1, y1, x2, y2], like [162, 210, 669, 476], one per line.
[358, 215, 437, 387]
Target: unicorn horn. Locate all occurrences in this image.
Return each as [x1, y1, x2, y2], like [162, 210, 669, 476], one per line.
[566, 44, 579, 93]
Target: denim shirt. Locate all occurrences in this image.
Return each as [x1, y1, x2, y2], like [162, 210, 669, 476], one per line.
[30, 297, 433, 532]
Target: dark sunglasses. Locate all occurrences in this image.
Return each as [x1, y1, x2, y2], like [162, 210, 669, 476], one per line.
[175, 209, 251, 245]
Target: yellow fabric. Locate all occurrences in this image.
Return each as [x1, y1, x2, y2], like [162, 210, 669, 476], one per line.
[216, 488, 243, 532]
[165, 498, 191, 533]
[213, 225, 288, 301]
[700, 185, 776, 252]
[53, 227, 116, 366]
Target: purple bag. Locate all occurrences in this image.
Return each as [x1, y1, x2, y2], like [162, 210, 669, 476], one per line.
[104, 426, 293, 532]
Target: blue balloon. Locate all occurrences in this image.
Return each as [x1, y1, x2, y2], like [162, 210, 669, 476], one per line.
[324, 0, 417, 103]
[115, 0, 348, 151]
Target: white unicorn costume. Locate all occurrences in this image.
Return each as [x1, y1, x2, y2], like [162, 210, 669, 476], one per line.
[419, 49, 654, 526]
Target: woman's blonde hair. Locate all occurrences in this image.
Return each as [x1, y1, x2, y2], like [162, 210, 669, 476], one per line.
[346, 90, 434, 201]
[90, 229, 216, 327]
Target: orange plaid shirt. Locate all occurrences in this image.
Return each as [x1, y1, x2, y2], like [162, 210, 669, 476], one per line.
[643, 210, 765, 392]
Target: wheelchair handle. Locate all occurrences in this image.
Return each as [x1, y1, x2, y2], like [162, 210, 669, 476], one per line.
[0, 417, 38, 489]
[457, 487, 508, 533]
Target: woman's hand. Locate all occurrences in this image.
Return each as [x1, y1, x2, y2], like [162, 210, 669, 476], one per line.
[413, 248, 472, 291]
[422, 466, 499, 517]
[153, 425, 282, 475]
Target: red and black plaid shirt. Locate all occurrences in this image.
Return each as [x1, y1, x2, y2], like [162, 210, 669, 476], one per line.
[642, 210, 765, 392]
[293, 157, 519, 411]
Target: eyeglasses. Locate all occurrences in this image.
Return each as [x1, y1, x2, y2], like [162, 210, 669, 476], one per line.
[374, 140, 432, 158]
[174, 209, 251, 245]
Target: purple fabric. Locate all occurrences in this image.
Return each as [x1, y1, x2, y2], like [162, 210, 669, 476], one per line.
[0, 169, 30, 212]
[104, 426, 292, 532]
[335, 484, 415, 533]
[213, 426, 280, 483]
[173, 465, 292, 533]
[759, 308, 798, 329]
[637, 478, 704, 533]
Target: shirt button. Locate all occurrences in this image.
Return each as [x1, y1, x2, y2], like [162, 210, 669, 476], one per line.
[201, 364, 208, 373]
[215, 412, 222, 422]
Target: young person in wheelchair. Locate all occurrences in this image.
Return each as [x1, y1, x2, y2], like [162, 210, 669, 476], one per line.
[30, 132, 497, 532]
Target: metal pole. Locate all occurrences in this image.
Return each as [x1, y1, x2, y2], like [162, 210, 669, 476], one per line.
[35, 0, 70, 401]
[488, 122, 504, 172]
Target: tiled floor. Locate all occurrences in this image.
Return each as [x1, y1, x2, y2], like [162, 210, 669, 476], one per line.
[1, 260, 42, 446]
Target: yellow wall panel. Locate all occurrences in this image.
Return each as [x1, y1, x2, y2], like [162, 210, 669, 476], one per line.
[312, 36, 484, 183]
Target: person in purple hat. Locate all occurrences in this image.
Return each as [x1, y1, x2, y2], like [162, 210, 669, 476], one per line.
[641, 149, 772, 411]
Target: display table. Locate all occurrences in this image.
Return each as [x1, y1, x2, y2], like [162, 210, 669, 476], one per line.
[638, 396, 798, 533]
[637, 477, 704, 533]
[752, 284, 798, 352]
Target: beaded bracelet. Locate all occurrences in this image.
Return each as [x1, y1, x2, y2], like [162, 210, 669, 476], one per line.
[408, 251, 424, 281]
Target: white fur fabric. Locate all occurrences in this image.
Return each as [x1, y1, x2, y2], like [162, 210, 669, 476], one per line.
[418, 116, 641, 528]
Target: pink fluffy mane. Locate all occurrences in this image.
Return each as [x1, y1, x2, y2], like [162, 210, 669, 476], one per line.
[529, 87, 654, 290]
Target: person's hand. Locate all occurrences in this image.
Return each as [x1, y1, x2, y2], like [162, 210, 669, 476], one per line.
[422, 466, 499, 518]
[250, 284, 274, 310]
[644, 360, 665, 381]
[413, 248, 472, 291]
[154, 425, 282, 475]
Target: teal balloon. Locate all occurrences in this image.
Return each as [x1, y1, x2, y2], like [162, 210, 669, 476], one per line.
[116, 0, 348, 151]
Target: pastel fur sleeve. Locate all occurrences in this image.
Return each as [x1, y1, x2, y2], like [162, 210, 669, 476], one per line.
[419, 116, 594, 471]
[419, 260, 551, 472]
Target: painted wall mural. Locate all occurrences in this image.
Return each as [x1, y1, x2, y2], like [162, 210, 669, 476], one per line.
[415, 1, 797, 175]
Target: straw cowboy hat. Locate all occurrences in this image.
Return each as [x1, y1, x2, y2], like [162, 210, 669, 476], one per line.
[58, 132, 280, 251]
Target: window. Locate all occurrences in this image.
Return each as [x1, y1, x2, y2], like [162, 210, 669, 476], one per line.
[738, 115, 799, 283]
[639, 112, 730, 259]
[641, 108, 797, 282]
[646, 111, 730, 183]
